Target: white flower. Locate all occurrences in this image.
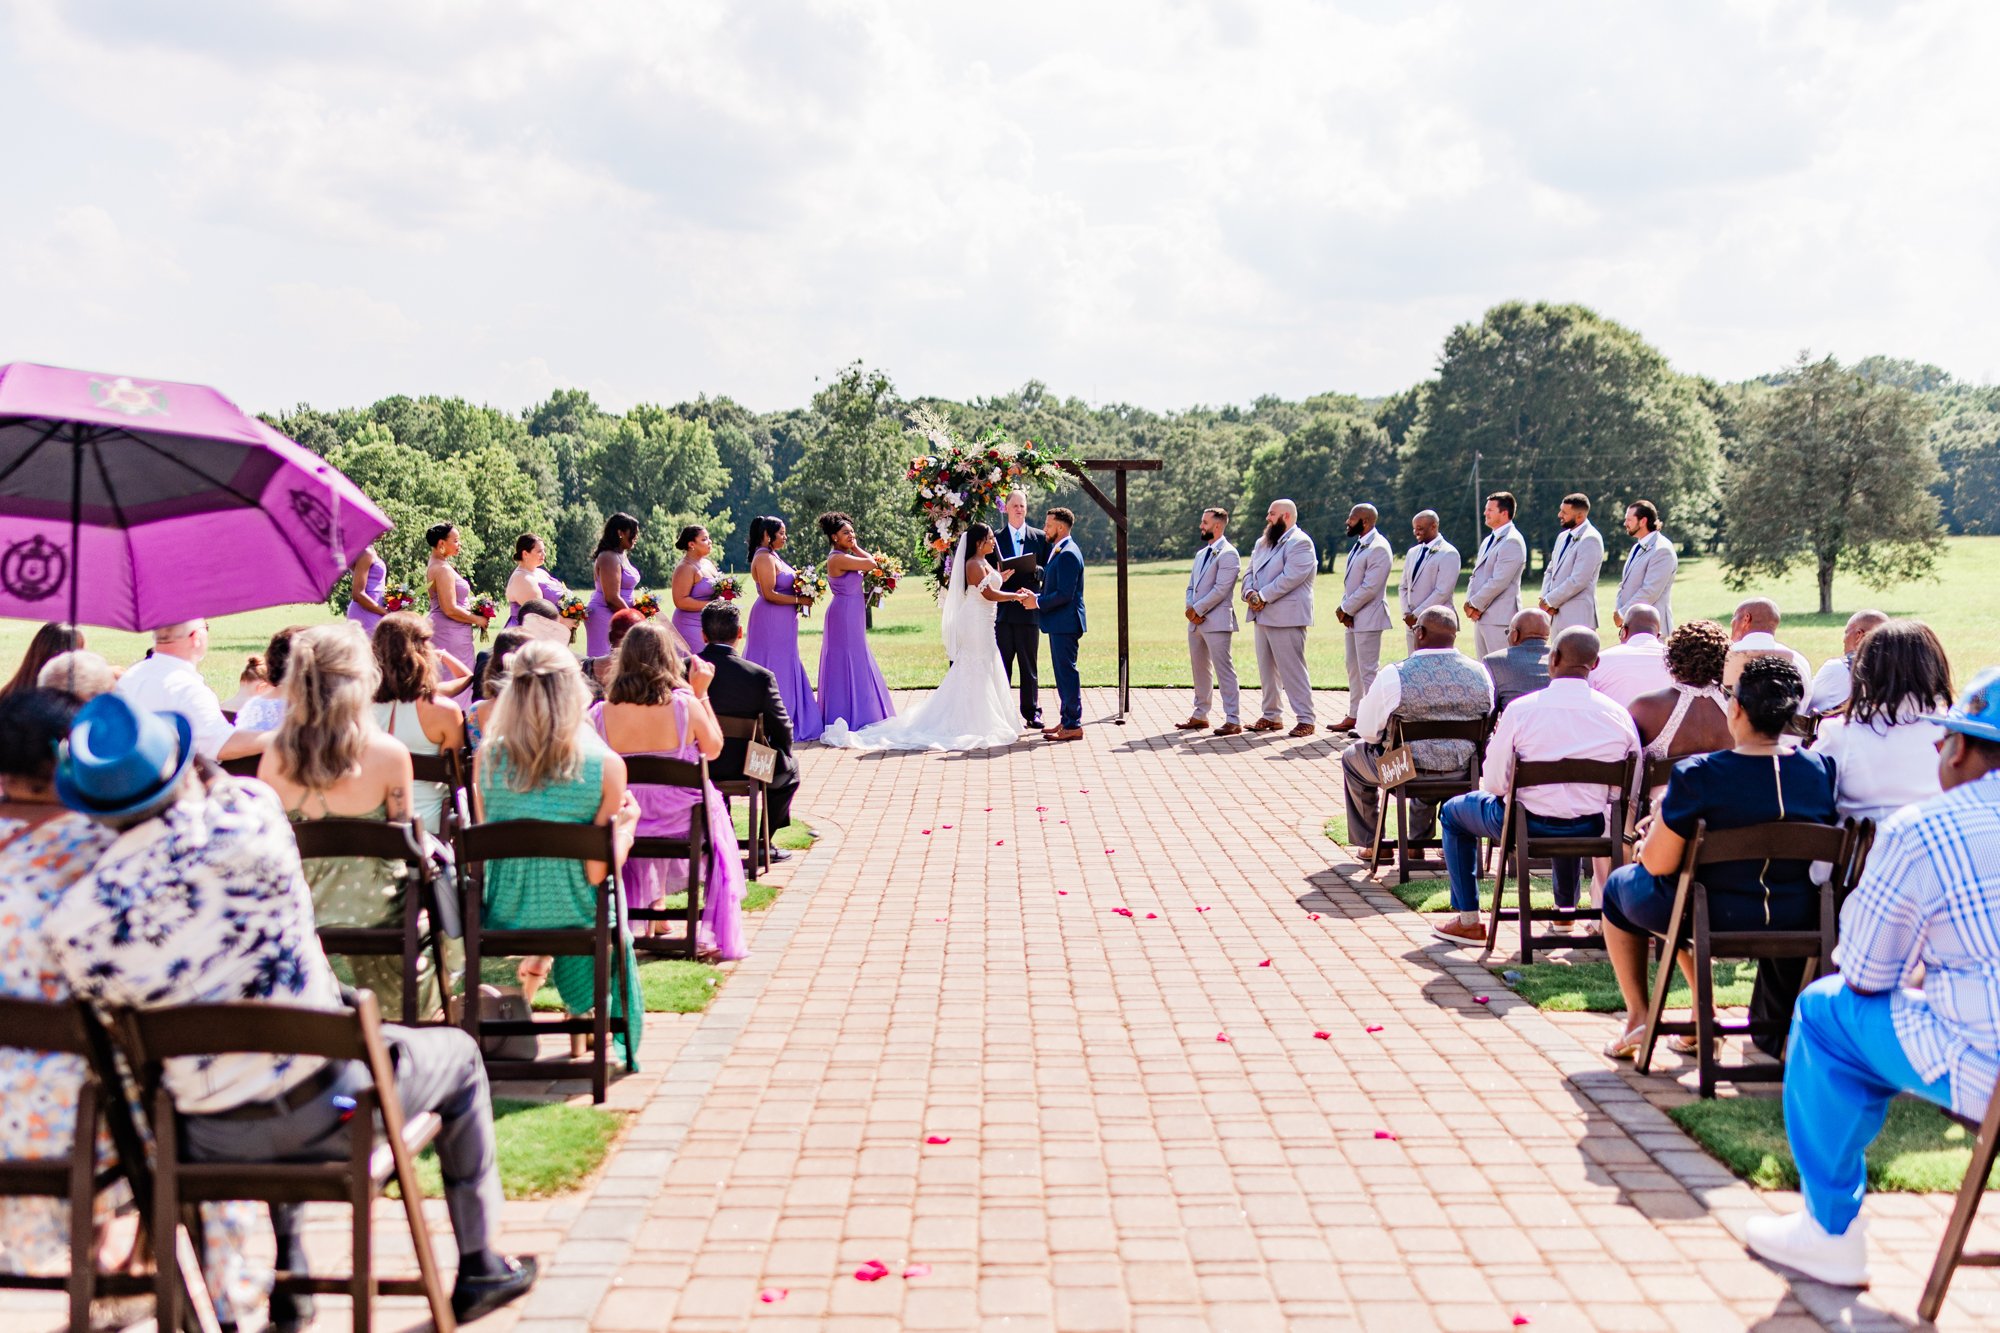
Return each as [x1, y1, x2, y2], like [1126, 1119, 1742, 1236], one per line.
[946, 491, 964, 508]
[987, 468, 1001, 483]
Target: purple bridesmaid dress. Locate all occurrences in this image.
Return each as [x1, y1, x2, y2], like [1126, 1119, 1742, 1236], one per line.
[429, 564, 476, 668]
[348, 558, 387, 636]
[671, 565, 717, 653]
[817, 568, 894, 730]
[507, 568, 567, 626]
[586, 555, 641, 656]
[744, 559, 823, 741]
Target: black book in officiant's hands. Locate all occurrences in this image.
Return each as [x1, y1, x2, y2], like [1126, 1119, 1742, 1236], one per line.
[998, 553, 1040, 575]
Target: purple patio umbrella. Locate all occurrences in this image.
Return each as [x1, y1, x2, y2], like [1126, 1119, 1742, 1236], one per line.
[0, 361, 389, 630]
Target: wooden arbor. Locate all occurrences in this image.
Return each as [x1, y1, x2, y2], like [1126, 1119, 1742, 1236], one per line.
[1056, 457, 1161, 723]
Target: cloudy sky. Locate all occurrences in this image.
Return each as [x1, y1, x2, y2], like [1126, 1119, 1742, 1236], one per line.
[2, 0, 1993, 416]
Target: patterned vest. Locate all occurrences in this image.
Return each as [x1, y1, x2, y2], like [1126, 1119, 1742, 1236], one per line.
[1394, 652, 1492, 772]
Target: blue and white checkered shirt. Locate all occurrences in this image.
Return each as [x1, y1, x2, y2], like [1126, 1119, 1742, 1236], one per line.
[1835, 770, 2000, 1117]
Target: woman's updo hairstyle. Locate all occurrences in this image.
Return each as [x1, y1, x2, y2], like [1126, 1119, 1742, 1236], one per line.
[746, 515, 784, 562]
[1733, 655, 1806, 738]
[515, 533, 541, 559]
[818, 512, 854, 543]
[425, 522, 457, 549]
[676, 525, 707, 552]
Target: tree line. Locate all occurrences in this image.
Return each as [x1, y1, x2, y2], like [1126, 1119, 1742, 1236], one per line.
[268, 301, 1994, 616]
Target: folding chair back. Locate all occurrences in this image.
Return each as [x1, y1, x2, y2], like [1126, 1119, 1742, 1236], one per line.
[1923, 1074, 2000, 1320]
[1371, 715, 1489, 883]
[621, 755, 710, 959]
[218, 754, 261, 779]
[119, 995, 454, 1333]
[1485, 756, 1637, 962]
[291, 818, 451, 1025]
[456, 819, 630, 1102]
[713, 713, 771, 877]
[408, 749, 467, 838]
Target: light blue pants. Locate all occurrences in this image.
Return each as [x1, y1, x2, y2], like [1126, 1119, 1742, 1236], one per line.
[1784, 975, 1954, 1235]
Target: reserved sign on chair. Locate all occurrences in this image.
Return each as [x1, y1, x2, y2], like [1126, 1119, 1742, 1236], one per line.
[1375, 745, 1417, 789]
[743, 741, 779, 785]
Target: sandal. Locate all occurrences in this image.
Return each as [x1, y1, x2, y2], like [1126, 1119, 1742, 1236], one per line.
[1670, 1033, 1717, 1057]
[1602, 1024, 1645, 1060]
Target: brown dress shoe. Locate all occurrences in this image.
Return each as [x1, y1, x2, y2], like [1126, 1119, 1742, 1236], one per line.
[1174, 718, 1211, 730]
[1286, 723, 1316, 738]
[1212, 722, 1244, 736]
[1247, 718, 1283, 733]
[1052, 726, 1084, 741]
[1326, 716, 1358, 733]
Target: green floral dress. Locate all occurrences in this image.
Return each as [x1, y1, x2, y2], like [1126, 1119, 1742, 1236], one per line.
[477, 736, 642, 1070]
[287, 801, 441, 1019]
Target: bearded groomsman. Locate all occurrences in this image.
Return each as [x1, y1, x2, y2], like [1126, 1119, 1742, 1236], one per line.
[1464, 491, 1527, 659]
[1330, 503, 1393, 733]
[1400, 510, 1461, 655]
[1614, 499, 1677, 635]
[1242, 498, 1318, 737]
[1176, 507, 1242, 736]
[1538, 492, 1605, 633]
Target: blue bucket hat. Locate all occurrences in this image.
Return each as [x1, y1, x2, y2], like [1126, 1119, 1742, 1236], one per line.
[1938, 666, 2000, 746]
[54, 693, 196, 821]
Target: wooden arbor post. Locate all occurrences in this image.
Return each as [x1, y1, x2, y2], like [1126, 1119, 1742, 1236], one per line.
[1056, 457, 1162, 724]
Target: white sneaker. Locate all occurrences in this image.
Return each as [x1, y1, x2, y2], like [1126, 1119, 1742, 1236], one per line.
[1746, 1208, 1870, 1288]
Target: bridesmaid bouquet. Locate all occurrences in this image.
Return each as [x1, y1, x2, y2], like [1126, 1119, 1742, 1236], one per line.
[796, 564, 827, 618]
[863, 557, 903, 609]
[711, 575, 743, 602]
[558, 591, 589, 623]
[382, 582, 418, 614]
[470, 593, 499, 640]
[632, 589, 663, 619]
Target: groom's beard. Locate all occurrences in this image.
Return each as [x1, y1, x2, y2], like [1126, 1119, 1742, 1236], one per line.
[1264, 519, 1287, 547]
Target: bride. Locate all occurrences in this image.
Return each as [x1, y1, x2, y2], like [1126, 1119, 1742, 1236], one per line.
[821, 523, 1036, 751]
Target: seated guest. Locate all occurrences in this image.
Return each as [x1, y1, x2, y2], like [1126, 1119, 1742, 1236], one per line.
[1630, 619, 1733, 791]
[371, 612, 467, 834]
[234, 625, 305, 733]
[1808, 609, 1888, 717]
[467, 629, 532, 749]
[114, 619, 261, 761]
[1340, 606, 1493, 857]
[1, 622, 83, 701]
[258, 623, 438, 1019]
[220, 652, 266, 716]
[36, 649, 117, 700]
[1433, 628, 1640, 945]
[586, 609, 647, 695]
[590, 622, 749, 959]
[1745, 668, 2000, 1288]
[699, 603, 800, 854]
[1725, 596, 1813, 685]
[1598, 657, 1837, 1058]
[474, 641, 644, 1069]
[1589, 604, 1672, 708]
[1483, 608, 1552, 713]
[515, 597, 573, 645]
[1811, 618, 1949, 823]
[45, 694, 536, 1326]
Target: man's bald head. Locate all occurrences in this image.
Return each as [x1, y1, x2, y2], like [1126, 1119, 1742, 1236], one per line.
[1348, 503, 1378, 527]
[1620, 603, 1661, 640]
[1732, 597, 1781, 638]
[1411, 509, 1439, 542]
[1843, 608, 1889, 654]
[1507, 608, 1551, 647]
[1551, 626, 1602, 676]
[1413, 605, 1460, 649]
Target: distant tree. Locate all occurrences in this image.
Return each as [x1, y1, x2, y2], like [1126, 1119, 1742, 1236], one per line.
[670, 395, 766, 555]
[782, 363, 919, 569]
[585, 405, 727, 579]
[1373, 384, 1428, 450]
[1242, 412, 1397, 568]
[461, 443, 553, 595]
[327, 431, 475, 599]
[1927, 388, 2000, 534]
[1721, 354, 1943, 614]
[526, 388, 613, 441]
[1852, 356, 1955, 394]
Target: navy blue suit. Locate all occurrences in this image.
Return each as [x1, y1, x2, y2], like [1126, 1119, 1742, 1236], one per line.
[1038, 537, 1087, 728]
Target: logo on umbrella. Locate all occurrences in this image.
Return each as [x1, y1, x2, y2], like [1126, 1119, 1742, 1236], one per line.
[88, 377, 169, 417]
[1, 534, 68, 602]
[289, 489, 334, 544]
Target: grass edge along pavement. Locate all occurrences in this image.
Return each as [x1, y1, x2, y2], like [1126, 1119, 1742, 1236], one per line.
[399, 1097, 626, 1200]
[1671, 1095, 2000, 1195]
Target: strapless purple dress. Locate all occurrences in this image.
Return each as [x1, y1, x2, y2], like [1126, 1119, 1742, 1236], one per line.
[429, 564, 475, 669]
[744, 560, 823, 741]
[586, 555, 640, 656]
[508, 568, 567, 626]
[348, 558, 387, 636]
[672, 566, 716, 653]
[817, 568, 893, 730]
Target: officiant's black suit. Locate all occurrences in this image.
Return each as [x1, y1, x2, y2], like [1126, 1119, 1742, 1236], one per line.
[994, 524, 1051, 727]
[699, 641, 799, 831]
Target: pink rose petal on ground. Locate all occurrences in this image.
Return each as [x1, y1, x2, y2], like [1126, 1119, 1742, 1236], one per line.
[920, 829, 931, 835]
[942, 824, 953, 829]
[1196, 905, 1211, 912]
[934, 917, 947, 922]
[1059, 819, 1068, 824]
[855, 1260, 890, 1282]
[925, 1134, 951, 1144]
[1366, 1024, 1385, 1033]
[1375, 1130, 1398, 1141]
[984, 806, 993, 811]
[1105, 848, 1116, 855]
[1145, 912, 1158, 919]
[1112, 907, 1133, 917]
[1512, 1318, 1531, 1327]
[1079, 788, 1091, 793]
[1216, 1033, 1230, 1042]
[1309, 913, 1322, 920]
[1313, 1030, 1331, 1039]
[1473, 995, 1491, 1005]
[759, 1287, 788, 1303]
[1258, 959, 1272, 967]
[995, 840, 1005, 846]
[1035, 805, 1048, 812]
[902, 1263, 931, 1279]
[1058, 890, 1068, 895]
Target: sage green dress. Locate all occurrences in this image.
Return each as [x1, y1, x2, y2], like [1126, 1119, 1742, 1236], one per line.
[477, 737, 643, 1070]
[289, 801, 441, 1019]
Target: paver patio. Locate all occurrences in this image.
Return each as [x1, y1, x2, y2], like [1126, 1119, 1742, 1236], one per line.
[10, 687, 2000, 1331]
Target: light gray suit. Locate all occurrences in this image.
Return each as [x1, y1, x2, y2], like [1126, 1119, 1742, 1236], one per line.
[1465, 521, 1527, 658]
[1185, 537, 1241, 724]
[1242, 524, 1318, 725]
[1338, 527, 1393, 705]
[1616, 531, 1678, 635]
[1540, 519, 1605, 633]
[1398, 535, 1460, 653]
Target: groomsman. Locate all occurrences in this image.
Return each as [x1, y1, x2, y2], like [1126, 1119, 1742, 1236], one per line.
[1176, 507, 1242, 735]
[993, 488, 1051, 727]
[1399, 510, 1460, 655]
[1242, 498, 1318, 736]
[1538, 492, 1605, 633]
[1614, 499, 1677, 634]
[1330, 503, 1392, 733]
[1464, 491, 1527, 659]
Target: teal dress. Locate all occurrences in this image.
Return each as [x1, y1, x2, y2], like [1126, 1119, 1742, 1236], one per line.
[477, 736, 643, 1070]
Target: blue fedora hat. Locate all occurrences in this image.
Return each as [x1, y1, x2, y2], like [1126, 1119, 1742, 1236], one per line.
[54, 693, 196, 820]
[1938, 666, 2000, 746]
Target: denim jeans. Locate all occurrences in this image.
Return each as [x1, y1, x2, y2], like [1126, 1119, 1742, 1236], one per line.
[1439, 792, 1603, 913]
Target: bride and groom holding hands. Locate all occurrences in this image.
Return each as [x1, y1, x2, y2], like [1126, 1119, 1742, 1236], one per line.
[821, 489, 1085, 752]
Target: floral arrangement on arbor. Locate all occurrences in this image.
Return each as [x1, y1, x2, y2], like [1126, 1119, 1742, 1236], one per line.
[557, 591, 589, 623]
[632, 589, 662, 619]
[382, 582, 419, 614]
[904, 405, 1070, 581]
[711, 575, 743, 602]
[863, 557, 904, 609]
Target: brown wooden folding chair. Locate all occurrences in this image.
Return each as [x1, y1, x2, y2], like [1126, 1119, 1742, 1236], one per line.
[120, 994, 455, 1333]
[1366, 715, 1489, 884]
[1483, 756, 1637, 963]
[291, 818, 453, 1025]
[1922, 1072, 2000, 1321]
[218, 754, 262, 779]
[621, 755, 710, 960]
[712, 714, 770, 877]
[409, 749, 468, 839]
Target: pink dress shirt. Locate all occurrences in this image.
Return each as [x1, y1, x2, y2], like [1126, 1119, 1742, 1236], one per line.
[1479, 677, 1641, 818]
[1589, 634, 1673, 709]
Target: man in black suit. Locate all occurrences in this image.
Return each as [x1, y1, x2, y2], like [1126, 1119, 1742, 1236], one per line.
[698, 603, 799, 853]
[994, 488, 1051, 728]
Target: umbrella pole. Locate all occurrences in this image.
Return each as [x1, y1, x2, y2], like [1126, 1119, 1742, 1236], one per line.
[67, 427, 82, 692]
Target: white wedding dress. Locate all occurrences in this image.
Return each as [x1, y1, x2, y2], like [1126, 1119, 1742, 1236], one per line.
[821, 553, 1024, 753]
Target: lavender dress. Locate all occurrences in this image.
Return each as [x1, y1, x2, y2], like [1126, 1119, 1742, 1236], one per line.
[817, 568, 894, 730]
[507, 568, 567, 626]
[672, 564, 717, 652]
[347, 557, 387, 636]
[745, 558, 823, 741]
[589, 693, 748, 960]
[429, 563, 476, 668]
[586, 554, 641, 656]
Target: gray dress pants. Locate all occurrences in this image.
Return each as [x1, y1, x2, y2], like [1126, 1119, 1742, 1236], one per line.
[1253, 624, 1313, 725]
[1188, 625, 1240, 724]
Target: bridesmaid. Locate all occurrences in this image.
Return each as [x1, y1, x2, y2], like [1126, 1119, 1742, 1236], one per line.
[585, 512, 642, 657]
[346, 543, 389, 636]
[506, 532, 568, 625]
[425, 522, 489, 675]
[742, 514, 823, 741]
[670, 524, 719, 652]
[815, 511, 895, 731]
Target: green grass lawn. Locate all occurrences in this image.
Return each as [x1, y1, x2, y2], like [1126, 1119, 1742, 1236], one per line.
[1673, 1096, 1995, 1193]
[404, 1097, 623, 1199]
[12, 536, 1997, 694]
[1501, 959, 1757, 1012]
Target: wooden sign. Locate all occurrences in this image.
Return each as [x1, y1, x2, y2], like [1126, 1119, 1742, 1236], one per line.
[1376, 745, 1418, 789]
[743, 741, 779, 785]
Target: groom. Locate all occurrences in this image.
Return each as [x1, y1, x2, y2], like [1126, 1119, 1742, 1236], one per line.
[1038, 507, 1087, 741]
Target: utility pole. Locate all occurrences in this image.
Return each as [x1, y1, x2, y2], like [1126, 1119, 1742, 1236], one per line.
[1471, 451, 1482, 538]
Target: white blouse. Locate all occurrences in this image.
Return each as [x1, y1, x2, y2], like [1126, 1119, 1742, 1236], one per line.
[1812, 711, 1945, 823]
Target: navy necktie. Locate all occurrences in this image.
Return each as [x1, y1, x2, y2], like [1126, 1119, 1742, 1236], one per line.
[1410, 545, 1429, 584]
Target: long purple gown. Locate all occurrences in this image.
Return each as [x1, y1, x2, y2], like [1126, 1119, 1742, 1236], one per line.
[817, 568, 894, 730]
[744, 559, 823, 741]
[586, 554, 640, 656]
[429, 563, 476, 668]
[347, 557, 387, 636]
[588, 693, 748, 960]
[671, 565, 716, 653]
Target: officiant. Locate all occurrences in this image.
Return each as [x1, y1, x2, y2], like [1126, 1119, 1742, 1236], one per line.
[995, 488, 1051, 729]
